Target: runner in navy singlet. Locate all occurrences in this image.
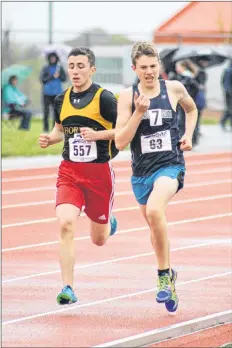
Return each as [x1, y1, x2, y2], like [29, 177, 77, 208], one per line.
[115, 42, 198, 312]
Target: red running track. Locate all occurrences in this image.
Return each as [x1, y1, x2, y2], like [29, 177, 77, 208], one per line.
[149, 323, 232, 347]
[2, 152, 232, 347]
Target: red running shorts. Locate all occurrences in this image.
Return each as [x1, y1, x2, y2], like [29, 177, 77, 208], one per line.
[56, 160, 115, 224]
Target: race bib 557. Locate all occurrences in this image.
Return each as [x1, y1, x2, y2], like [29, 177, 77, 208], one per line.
[69, 133, 97, 162]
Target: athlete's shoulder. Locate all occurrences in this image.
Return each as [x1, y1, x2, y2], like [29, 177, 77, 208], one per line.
[165, 79, 185, 93]
[54, 89, 69, 103]
[92, 83, 114, 99]
[91, 82, 103, 94]
[98, 87, 117, 122]
[100, 88, 117, 101]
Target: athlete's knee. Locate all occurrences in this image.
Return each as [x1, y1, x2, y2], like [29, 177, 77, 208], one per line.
[59, 218, 75, 239]
[90, 221, 109, 246]
[146, 206, 164, 223]
[92, 236, 107, 247]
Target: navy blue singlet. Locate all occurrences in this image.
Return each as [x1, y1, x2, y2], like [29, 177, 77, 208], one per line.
[130, 80, 185, 177]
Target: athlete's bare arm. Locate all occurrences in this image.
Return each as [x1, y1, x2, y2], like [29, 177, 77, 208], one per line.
[167, 80, 198, 151]
[80, 128, 115, 141]
[39, 122, 64, 148]
[115, 87, 150, 150]
[48, 123, 65, 145]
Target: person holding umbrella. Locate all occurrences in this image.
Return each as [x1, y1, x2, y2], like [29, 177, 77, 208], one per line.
[185, 58, 209, 144]
[220, 60, 232, 131]
[168, 60, 199, 144]
[171, 47, 229, 141]
[40, 51, 67, 132]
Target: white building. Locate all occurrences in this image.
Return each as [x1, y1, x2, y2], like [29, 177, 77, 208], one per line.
[91, 45, 135, 93]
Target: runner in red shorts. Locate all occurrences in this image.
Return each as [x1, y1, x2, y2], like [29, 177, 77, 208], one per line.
[39, 47, 118, 305]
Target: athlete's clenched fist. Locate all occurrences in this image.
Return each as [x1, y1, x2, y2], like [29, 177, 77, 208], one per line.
[39, 134, 51, 148]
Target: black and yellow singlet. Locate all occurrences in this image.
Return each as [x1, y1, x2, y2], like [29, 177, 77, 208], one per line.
[54, 83, 118, 163]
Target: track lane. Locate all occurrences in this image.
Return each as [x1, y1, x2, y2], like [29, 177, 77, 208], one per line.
[2, 152, 232, 347]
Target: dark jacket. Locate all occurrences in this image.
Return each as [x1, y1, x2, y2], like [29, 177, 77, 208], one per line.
[169, 72, 199, 100]
[40, 53, 67, 96]
[222, 64, 232, 95]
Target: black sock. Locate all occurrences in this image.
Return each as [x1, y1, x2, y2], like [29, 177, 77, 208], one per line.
[158, 268, 170, 276]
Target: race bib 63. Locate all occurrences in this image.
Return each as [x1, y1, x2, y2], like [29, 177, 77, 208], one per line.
[141, 130, 172, 154]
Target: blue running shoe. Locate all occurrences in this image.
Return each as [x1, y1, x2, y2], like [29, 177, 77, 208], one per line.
[156, 272, 172, 303]
[110, 215, 117, 236]
[57, 285, 78, 305]
[165, 269, 179, 313]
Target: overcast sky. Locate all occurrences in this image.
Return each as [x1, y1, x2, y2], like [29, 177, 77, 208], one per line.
[2, 1, 188, 44]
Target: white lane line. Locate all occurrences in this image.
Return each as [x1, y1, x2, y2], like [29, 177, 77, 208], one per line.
[221, 341, 232, 347]
[3, 217, 57, 228]
[2, 158, 232, 182]
[141, 323, 232, 348]
[2, 193, 232, 228]
[94, 310, 232, 348]
[112, 194, 232, 213]
[2, 173, 58, 182]
[3, 213, 232, 252]
[2, 190, 232, 209]
[2, 240, 231, 284]
[2, 176, 232, 199]
[2, 167, 231, 194]
[2, 272, 232, 326]
[190, 167, 231, 175]
[2, 151, 231, 174]
[185, 179, 231, 187]
[3, 185, 54, 194]
[3, 200, 55, 209]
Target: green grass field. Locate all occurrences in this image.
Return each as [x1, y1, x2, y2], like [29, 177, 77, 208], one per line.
[2, 118, 63, 157]
[2, 116, 218, 158]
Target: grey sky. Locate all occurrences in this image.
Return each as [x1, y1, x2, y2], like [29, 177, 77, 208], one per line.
[2, 1, 188, 44]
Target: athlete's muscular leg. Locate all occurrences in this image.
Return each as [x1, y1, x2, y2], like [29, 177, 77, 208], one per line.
[56, 204, 80, 287]
[90, 221, 111, 246]
[139, 204, 171, 266]
[145, 177, 178, 270]
[139, 203, 171, 268]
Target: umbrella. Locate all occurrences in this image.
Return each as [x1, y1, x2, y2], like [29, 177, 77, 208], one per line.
[1, 64, 32, 87]
[171, 47, 229, 68]
[159, 48, 179, 73]
[42, 44, 73, 63]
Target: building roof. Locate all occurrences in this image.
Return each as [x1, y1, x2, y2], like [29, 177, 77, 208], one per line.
[153, 2, 232, 44]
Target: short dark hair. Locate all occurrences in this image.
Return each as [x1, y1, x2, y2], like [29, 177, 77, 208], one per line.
[9, 75, 17, 84]
[68, 47, 95, 67]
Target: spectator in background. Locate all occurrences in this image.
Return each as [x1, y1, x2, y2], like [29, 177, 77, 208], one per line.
[220, 60, 232, 131]
[40, 52, 67, 132]
[2, 75, 32, 130]
[169, 60, 199, 144]
[187, 58, 208, 142]
[159, 61, 168, 80]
